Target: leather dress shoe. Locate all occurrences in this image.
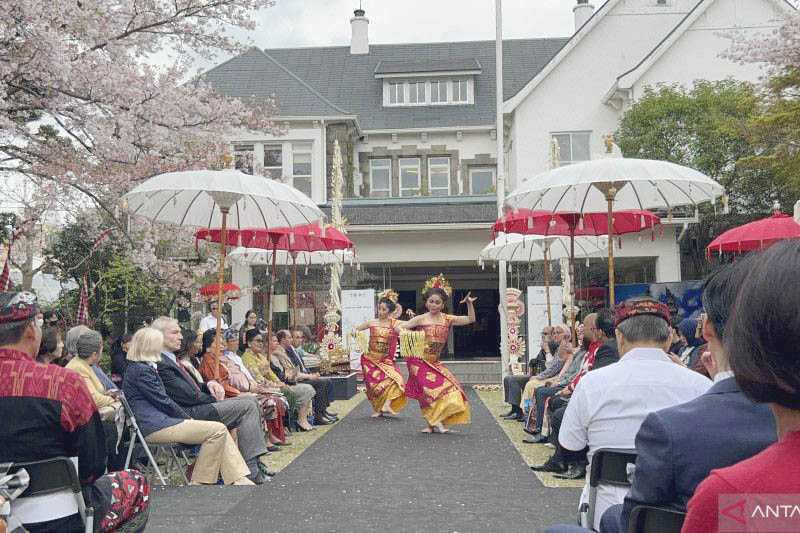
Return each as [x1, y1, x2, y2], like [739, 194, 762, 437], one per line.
[266, 445, 280, 452]
[530, 459, 567, 473]
[314, 417, 332, 426]
[513, 414, 526, 422]
[325, 410, 339, 418]
[522, 434, 548, 444]
[324, 413, 339, 421]
[322, 415, 338, 423]
[503, 412, 521, 420]
[500, 409, 515, 418]
[553, 464, 587, 480]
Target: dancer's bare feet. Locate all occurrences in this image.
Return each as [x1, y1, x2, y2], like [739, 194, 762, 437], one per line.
[371, 411, 383, 418]
[434, 423, 449, 434]
[421, 426, 434, 433]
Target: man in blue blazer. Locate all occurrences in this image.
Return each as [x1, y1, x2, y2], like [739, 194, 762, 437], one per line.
[599, 257, 777, 533]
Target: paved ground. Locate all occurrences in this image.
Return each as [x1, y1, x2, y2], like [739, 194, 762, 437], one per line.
[147, 389, 580, 532]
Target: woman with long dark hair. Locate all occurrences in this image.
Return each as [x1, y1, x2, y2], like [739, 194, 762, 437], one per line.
[352, 290, 408, 417]
[397, 275, 476, 434]
[239, 309, 259, 352]
[683, 240, 800, 532]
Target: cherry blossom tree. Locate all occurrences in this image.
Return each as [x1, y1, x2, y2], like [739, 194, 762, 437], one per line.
[1, 0, 279, 227]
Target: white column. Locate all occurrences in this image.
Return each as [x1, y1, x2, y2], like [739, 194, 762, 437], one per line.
[496, 0, 509, 380]
[230, 263, 253, 326]
[655, 234, 682, 283]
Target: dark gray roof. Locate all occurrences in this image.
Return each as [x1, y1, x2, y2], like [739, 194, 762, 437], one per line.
[320, 197, 497, 226]
[374, 58, 482, 76]
[201, 38, 568, 130]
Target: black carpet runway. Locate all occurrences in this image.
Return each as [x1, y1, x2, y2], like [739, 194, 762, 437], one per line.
[147, 389, 580, 532]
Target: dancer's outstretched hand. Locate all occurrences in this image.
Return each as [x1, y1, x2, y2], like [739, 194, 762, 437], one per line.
[459, 292, 477, 305]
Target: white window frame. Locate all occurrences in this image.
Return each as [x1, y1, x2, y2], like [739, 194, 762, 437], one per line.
[262, 144, 282, 179]
[452, 79, 469, 104]
[399, 157, 421, 197]
[552, 131, 592, 166]
[233, 144, 254, 175]
[408, 81, 426, 105]
[427, 157, 451, 196]
[469, 167, 496, 195]
[387, 82, 405, 105]
[291, 142, 313, 197]
[369, 158, 391, 197]
[430, 80, 448, 104]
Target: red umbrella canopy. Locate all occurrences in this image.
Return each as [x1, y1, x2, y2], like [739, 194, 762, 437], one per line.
[199, 283, 241, 301]
[706, 211, 800, 259]
[196, 223, 353, 252]
[492, 209, 661, 238]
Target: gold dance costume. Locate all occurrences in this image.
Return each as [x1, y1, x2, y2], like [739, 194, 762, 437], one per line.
[360, 319, 408, 414]
[404, 314, 471, 427]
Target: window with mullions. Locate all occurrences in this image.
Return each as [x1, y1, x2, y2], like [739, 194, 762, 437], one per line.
[292, 143, 312, 198]
[552, 132, 591, 166]
[408, 81, 425, 104]
[369, 158, 391, 198]
[452, 80, 468, 103]
[388, 82, 404, 105]
[399, 158, 421, 197]
[427, 157, 451, 196]
[430, 80, 448, 104]
[233, 144, 254, 174]
[263, 145, 282, 179]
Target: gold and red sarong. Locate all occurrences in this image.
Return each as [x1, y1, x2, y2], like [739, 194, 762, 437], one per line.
[361, 321, 407, 413]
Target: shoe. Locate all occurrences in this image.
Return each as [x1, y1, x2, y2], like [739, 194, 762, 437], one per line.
[323, 416, 338, 423]
[324, 413, 339, 421]
[297, 425, 315, 432]
[500, 409, 515, 418]
[258, 462, 277, 477]
[503, 412, 520, 420]
[523, 428, 539, 436]
[247, 470, 268, 484]
[522, 434, 548, 444]
[266, 445, 280, 452]
[530, 459, 567, 473]
[325, 410, 339, 418]
[553, 464, 587, 480]
[315, 417, 332, 426]
[513, 414, 526, 422]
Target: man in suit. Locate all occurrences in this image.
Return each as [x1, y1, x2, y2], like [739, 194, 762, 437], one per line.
[279, 329, 338, 424]
[598, 257, 777, 533]
[150, 317, 270, 482]
[531, 310, 620, 475]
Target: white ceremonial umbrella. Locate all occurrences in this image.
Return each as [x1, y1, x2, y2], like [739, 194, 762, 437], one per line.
[122, 169, 324, 379]
[226, 247, 355, 267]
[506, 158, 725, 304]
[479, 234, 607, 324]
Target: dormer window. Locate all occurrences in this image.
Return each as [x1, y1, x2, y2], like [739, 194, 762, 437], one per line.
[375, 58, 480, 108]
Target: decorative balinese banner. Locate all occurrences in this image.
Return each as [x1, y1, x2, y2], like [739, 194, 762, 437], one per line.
[505, 288, 526, 374]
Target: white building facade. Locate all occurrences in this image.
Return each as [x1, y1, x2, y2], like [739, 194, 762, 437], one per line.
[203, 0, 790, 358]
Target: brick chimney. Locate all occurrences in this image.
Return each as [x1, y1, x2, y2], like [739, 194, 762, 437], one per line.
[350, 8, 369, 55]
[574, 0, 595, 33]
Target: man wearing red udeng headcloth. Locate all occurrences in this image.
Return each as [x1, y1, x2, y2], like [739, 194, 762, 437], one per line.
[0, 291, 149, 532]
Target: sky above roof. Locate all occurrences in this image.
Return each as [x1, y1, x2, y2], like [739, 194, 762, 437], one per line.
[157, 0, 609, 73]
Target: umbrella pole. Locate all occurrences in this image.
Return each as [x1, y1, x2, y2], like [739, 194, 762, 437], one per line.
[213, 208, 229, 382]
[291, 252, 297, 329]
[570, 228, 577, 343]
[543, 247, 552, 326]
[606, 190, 617, 307]
[268, 244, 277, 346]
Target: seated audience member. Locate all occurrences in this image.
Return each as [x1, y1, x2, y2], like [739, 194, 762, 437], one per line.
[123, 327, 254, 486]
[553, 297, 712, 530]
[683, 241, 800, 533]
[519, 339, 565, 419]
[597, 257, 777, 533]
[267, 333, 317, 431]
[242, 329, 316, 431]
[532, 309, 620, 476]
[176, 329, 205, 385]
[238, 309, 260, 352]
[668, 317, 685, 357]
[35, 325, 64, 364]
[503, 326, 554, 421]
[677, 317, 706, 368]
[200, 330, 283, 451]
[199, 301, 228, 333]
[291, 326, 321, 371]
[279, 329, 338, 425]
[523, 339, 584, 442]
[63, 324, 91, 366]
[66, 329, 120, 411]
[150, 317, 270, 482]
[110, 333, 132, 385]
[0, 291, 149, 532]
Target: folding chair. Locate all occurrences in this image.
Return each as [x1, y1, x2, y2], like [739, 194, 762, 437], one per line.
[8, 457, 93, 533]
[120, 396, 167, 485]
[579, 448, 638, 530]
[627, 505, 686, 533]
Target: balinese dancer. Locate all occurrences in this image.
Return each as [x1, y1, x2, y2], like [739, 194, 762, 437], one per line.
[353, 290, 408, 417]
[397, 275, 476, 434]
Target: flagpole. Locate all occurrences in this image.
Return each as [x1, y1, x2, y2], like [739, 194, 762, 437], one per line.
[496, 0, 509, 383]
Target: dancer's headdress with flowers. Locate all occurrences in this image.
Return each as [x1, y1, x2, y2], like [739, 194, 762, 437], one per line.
[423, 274, 452, 297]
[378, 289, 399, 303]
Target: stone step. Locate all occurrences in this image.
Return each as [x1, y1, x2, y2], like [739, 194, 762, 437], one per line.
[395, 359, 502, 385]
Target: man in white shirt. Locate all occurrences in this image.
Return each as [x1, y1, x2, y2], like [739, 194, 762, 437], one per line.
[199, 301, 228, 333]
[557, 297, 711, 530]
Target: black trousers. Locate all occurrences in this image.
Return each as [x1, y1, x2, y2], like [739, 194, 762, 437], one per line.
[303, 376, 332, 417]
[548, 401, 587, 466]
[533, 385, 563, 432]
